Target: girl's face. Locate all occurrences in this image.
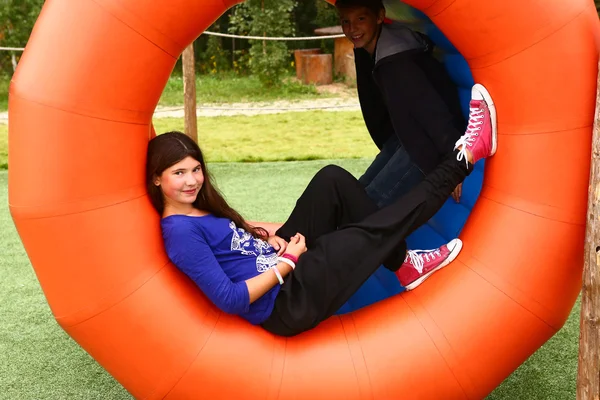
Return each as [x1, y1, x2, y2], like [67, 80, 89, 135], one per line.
[155, 156, 204, 211]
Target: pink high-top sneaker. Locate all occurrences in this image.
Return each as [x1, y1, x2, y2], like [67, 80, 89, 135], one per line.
[455, 84, 497, 166]
[396, 239, 463, 291]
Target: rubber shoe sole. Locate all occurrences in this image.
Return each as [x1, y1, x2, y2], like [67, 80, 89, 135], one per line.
[473, 83, 497, 157]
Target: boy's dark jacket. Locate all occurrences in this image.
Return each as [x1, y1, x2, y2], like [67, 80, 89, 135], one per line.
[355, 21, 465, 174]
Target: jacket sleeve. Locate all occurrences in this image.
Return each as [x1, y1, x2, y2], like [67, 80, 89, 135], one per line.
[167, 227, 250, 315]
[354, 48, 394, 149]
[375, 55, 462, 155]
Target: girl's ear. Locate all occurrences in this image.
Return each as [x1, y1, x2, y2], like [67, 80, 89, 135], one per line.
[153, 175, 161, 186]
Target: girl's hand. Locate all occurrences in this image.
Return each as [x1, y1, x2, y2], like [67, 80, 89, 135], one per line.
[267, 235, 288, 256]
[451, 183, 462, 203]
[285, 233, 307, 258]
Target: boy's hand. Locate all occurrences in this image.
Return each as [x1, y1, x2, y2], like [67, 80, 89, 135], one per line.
[285, 233, 307, 258]
[267, 235, 288, 255]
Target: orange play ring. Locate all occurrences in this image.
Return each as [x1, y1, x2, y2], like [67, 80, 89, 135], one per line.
[8, 0, 600, 398]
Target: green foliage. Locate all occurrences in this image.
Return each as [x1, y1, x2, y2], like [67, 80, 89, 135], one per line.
[198, 32, 231, 75]
[315, 1, 340, 28]
[0, 0, 44, 73]
[229, 0, 296, 86]
[289, 0, 339, 53]
[0, 0, 44, 46]
[247, 41, 290, 86]
[314, 1, 340, 55]
[167, 0, 342, 80]
[291, 0, 318, 50]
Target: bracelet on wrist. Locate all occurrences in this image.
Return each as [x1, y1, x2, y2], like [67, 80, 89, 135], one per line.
[277, 256, 296, 270]
[272, 266, 284, 285]
[281, 253, 299, 264]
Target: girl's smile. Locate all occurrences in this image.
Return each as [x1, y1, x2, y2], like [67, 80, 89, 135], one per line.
[155, 156, 204, 212]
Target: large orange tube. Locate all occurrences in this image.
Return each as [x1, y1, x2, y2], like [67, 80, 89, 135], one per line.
[8, 0, 600, 398]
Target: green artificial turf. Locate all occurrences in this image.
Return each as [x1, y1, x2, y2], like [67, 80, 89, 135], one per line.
[0, 171, 131, 399]
[0, 161, 581, 399]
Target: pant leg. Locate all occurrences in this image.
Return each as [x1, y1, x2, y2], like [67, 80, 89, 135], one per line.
[276, 165, 407, 271]
[275, 165, 379, 248]
[262, 151, 471, 336]
[364, 145, 426, 208]
[358, 136, 400, 187]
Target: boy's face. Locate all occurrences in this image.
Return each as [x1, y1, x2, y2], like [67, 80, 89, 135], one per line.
[339, 6, 385, 55]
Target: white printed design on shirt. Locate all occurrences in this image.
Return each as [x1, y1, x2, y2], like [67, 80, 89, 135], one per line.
[229, 222, 278, 273]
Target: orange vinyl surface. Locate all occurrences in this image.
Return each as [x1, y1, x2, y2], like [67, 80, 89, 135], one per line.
[8, 0, 600, 399]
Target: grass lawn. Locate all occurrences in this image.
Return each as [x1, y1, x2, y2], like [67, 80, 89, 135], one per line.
[0, 72, 332, 113]
[0, 159, 580, 399]
[158, 73, 330, 107]
[0, 124, 6, 169]
[153, 111, 376, 162]
[0, 111, 374, 169]
[0, 75, 8, 111]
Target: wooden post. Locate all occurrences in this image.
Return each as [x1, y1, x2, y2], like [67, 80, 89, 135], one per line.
[182, 43, 198, 143]
[577, 62, 600, 400]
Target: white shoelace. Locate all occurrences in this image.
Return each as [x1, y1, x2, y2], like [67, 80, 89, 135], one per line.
[455, 106, 484, 167]
[405, 249, 442, 274]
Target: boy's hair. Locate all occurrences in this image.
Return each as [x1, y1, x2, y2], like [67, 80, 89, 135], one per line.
[335, 0, 385, 15]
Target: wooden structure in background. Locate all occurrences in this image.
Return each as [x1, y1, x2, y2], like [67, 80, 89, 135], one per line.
[293, 48, 322, 80]
[301, 54, 333, 85]
[314, 26, 355, 82]
[182, 43, 198, 143]
[577, 63, 600, 400]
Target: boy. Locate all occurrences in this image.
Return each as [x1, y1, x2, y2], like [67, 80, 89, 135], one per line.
[336, 0, 466, 207]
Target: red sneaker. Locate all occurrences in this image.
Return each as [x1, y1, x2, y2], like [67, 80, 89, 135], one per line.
[455, 84, 497, 166]
[396, 239, 463, 291]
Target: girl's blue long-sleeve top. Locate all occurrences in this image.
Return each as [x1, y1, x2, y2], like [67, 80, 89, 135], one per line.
[161, 214, 280, 325]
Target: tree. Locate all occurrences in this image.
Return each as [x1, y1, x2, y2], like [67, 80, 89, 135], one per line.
[229, 0, 296, 86]
[0, 0, 45, 73]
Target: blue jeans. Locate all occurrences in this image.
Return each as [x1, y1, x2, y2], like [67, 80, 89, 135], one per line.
[359, 136, 425, 208]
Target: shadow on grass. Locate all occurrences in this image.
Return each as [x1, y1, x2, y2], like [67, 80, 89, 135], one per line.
[237, 155, 352, 163]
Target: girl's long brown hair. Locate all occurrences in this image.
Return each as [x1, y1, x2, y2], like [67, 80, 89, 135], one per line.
[146, 131, 268, 239]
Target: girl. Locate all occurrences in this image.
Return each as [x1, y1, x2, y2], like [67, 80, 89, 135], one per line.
[147, 84, 497, 337]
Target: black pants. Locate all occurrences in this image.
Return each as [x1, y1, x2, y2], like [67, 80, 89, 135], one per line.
[261, 151, 471, 337]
